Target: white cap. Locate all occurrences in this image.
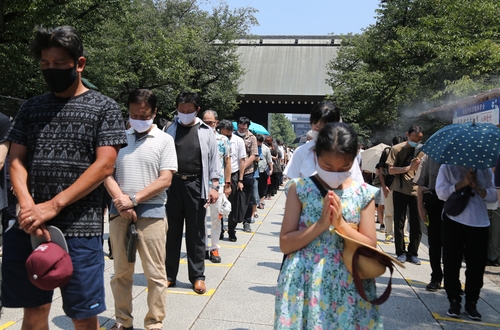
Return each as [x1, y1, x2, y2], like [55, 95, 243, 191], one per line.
[31, 225, 69, 253]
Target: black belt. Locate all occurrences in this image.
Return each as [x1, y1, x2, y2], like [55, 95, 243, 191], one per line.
[174, 173, 201, 181]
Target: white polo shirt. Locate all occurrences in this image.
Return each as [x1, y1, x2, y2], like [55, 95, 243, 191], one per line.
[114, 125, 177, 205]
[229, 134, 247, 173]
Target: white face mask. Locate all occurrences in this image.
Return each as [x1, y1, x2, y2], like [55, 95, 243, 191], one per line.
[177, 111, 197, 126]
[315, 160, 351, 189]
[129, 117, 153, 133]
[236, 130, 246, 137]
[310, 130, 319, 141]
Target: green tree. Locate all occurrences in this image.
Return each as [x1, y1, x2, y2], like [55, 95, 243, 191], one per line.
[0, 0, 258, 120]
[0, 0, 129, 116]
[327, 0, 500, 141]
[270, 113, 295, 145]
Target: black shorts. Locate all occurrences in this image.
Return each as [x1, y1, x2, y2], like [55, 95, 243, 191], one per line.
[1, 226, 106, 319]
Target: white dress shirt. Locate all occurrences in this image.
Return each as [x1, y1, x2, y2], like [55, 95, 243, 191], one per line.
[283, 140, 364, 182]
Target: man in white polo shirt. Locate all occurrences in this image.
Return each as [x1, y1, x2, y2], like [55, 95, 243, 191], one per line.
[218, 119, 246, 242]
[104, 89, 177, 330]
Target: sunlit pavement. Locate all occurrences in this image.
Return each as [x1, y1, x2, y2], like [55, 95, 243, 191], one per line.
[1, 188, 499, 329]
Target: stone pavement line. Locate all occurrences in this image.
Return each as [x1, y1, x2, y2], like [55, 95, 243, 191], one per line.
[375, 224, 500, 330]
[432, 313, 500, 328]
[183, 190, 284, 329]
[0, 322, 15, 330]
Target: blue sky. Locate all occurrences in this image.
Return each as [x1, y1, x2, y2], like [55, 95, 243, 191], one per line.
[199, 0, 381, 35]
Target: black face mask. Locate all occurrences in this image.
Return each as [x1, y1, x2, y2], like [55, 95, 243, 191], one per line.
[42, 67, 78, 93]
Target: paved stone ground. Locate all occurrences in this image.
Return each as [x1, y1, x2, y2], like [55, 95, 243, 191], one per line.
[1, 188, 499, 329]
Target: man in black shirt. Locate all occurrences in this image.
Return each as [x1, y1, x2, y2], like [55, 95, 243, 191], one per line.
[2, 26, 127, 330]
[165, 91, 220, 294]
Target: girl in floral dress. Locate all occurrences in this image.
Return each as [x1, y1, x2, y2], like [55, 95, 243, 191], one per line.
[275, 123, 383, 329]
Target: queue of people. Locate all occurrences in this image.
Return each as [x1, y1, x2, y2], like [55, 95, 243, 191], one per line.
[0, 25, 290, 330]
[1, 24, 500, 330]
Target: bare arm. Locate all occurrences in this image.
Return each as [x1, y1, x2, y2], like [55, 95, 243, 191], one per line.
[108, 170, 174, 211]
[18, 144, 120, 233]
[0, 141, 10, 169]
[224, 156, 231, 186]
[10, 142, 35, 210]
[280, 184, 334, 254]
[417, 185, 427, 222]
[388, 159, 420, 175]
[332, 194, 377, 248]
[243, 154, 256, 172]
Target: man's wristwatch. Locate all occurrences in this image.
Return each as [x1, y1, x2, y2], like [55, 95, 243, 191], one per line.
[212, 186, 220, 191]
[238, 179, 243, 183]
[130, 194, 138, 206]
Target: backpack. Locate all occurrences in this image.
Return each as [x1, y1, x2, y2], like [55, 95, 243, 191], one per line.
[372, 147, 394, 188]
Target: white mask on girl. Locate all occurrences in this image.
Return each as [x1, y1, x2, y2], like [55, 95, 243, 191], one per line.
[315, 160, 351, 189]
[129, 117, 153, 133]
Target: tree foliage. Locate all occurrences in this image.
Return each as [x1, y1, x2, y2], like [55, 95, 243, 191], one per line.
[0, 0, 258, 119]
[270, 113, 295, 145]
[327, 0, 500, 142]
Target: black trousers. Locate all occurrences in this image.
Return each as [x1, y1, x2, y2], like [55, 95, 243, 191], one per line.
[258, 171, 269, 198]
[227, 172, 254, 235]
[166, 176, 206, 283]
[442, 214, 488, 303]
[423, 194, 444, 283]
[393, 190, 422, 257]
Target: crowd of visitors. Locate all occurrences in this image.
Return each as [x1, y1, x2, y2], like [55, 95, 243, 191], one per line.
[1, 24, 500, 330]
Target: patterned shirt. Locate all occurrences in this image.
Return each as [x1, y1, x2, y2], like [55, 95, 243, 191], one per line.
[215, 132, 230, 185]
[7, 90, 127, 237]
[236, 131, 258, 175]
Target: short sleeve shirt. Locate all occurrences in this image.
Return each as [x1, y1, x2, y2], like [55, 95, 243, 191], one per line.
[240, 131, 258, 174]
[7, 90, 128, 237]
[114, 126, 177, 205]
[386, 141, 423, 196]
[215, 132, 230, 185]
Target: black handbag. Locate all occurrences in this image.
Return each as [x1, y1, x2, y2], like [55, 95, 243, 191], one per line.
[443, 186, 473, 216]
[126, 223, 138, 263]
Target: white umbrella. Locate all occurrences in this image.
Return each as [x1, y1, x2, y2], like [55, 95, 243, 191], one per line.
[361, 143, 390, 173]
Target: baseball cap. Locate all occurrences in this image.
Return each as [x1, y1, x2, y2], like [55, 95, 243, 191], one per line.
[26, 226, 73, 290]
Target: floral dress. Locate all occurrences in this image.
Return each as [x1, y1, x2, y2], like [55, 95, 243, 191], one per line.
[275, 177, 383, 330]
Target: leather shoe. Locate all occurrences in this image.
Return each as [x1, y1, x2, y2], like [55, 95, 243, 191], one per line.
[167, 280, 176, 288]
[110, 323, 133, 330]
[193, 280, 206, 294]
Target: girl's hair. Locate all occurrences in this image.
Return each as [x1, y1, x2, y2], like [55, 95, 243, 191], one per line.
[309, 101, 340, 125]
[315, 122, 358, 160]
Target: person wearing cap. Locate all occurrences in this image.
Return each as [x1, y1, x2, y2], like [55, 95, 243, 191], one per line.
[104, 89, 177, 330]
[164, 91, 220, 295]
[2, 26, 127, 330]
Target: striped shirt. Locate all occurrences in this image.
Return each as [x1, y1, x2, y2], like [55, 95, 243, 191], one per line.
[113, 125, 177, 208]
